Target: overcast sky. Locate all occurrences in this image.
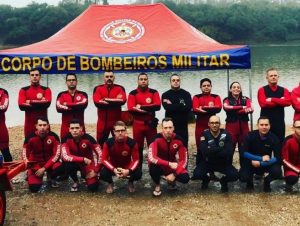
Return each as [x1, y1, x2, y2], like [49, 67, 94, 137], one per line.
[0, 0, 129, 7]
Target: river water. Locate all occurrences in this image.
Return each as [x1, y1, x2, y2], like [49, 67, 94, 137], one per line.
[1, 44, 299, 127]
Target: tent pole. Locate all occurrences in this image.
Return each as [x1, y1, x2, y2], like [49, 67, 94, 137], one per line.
[46, 74, 49, 87]
[227, 69, 230, 92]
[248, 69, 253, 131]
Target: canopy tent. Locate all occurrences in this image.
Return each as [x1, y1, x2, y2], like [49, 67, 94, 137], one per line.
[0, 3, 250, 74]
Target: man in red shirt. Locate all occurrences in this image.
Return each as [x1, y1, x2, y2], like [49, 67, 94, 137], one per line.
[18, 68, 52, 137]
[62, 119, 102, 192]
[282, 119, 300, 192]
[128, 73, 161, 168]
[101, 121, 140, 193]
[56, 73, 88, 139]
[192, 78, 222, 162]
[0, 87, 12, 162]
[257, 68, 291, 143]
[23, 117, 63, 193]
[148, 118, 189, 197]
[93, 71, 126, 146]
[291, 82, 300, 121]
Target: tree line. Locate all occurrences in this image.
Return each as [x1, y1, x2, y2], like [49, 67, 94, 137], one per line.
[0, 0, 299, 47]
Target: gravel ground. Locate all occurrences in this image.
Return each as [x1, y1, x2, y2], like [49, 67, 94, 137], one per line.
[4, 123, 300, 226]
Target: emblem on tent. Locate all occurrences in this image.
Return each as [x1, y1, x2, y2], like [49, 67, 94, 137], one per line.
[100, 19, 145, 44]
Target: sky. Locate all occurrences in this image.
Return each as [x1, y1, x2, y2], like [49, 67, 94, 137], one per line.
[0, 0, 130, 7]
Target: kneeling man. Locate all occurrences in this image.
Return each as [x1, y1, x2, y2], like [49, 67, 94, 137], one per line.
[100, 121, 141, 193]
[239, 116, 282, 192]
[23, 117, 63, 192]
[62, 119, 102, 192]
[192, 115, 238, 192]
[148, 118, 189, 197]
[282, 119, 300, 191]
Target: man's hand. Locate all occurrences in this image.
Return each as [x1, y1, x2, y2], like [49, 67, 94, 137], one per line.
[120, 169, 130, 178]
[262, 155, 270, 162]
[35, 167, 46, 177]
[113, 168, 123, 178]
[266, 98, 272, 102]
[169, 162, 178, 170]
[83, 157, 92, 165]
[163, 99, 172, 104]
[251, 160, 260, 168]
[165, 173, 176, 183]
[197, 106, 207, 113]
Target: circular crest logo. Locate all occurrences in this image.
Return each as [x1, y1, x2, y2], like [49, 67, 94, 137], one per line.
[121, 151, 128, 156]
[219, 141, 224, 147]
[173, 143, 178, 149]
[82, 143, 87, 149]
[36, 93, 43, 99]
[47, 139, 52, 144]
[76, 96, 81, 101]
[146, 97, 152, 104]
[100, 19, 145, 44]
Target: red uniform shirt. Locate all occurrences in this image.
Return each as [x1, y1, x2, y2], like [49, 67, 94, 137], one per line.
[192, 93, 222, 122]
[18, 85, 52, 137]
[257, 85, 291, 108]
[291, 83, 300, 121]
[56, 90, 88, 139]
[127, 87, 161, 121]
[102, 137, 139, 172]
[62, 133, 102, 170]
[93, 84, 126, 122]
[282, 134, 300, 174]
[148, 133, 188, 175]
[22, 131, 60, 170]
[0, 88, 9, 149]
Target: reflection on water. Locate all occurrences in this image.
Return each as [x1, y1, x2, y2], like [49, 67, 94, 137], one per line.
[1, 45, 299, 127]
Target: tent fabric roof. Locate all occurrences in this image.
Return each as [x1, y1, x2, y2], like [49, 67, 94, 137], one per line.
[0, 3, 251, 73]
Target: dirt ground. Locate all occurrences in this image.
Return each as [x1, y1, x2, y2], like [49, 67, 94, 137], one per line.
[4, 123, 300, 226]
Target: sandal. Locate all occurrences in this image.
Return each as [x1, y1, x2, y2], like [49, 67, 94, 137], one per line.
[152, 185, 161, 197]
[70, 183, 79, 192]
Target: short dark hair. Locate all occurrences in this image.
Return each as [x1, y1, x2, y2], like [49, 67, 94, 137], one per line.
[114, 121, 126, 130]
[66, 73, 77, 81]
[69, 118, 82, 126]
[257, 116, 270, 124]
[200, 78, 211, 86]
[162, 117, 173, 124]
[138, 72, 148, 80]
[35, 116, 49, 124]
[29, 68, 40, 75]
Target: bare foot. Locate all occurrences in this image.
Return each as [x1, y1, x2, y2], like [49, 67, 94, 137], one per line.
[128, 182, 135, 193]
[106, 183, 114, 194]
[153, 184, 161, 197]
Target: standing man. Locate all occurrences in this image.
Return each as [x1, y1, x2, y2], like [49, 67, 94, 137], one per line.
[93, 71, 126, 146]
[100, 121, 141, 194]
[291, 82, 300, 121]
[56, 73, 88, 139]
[257, 68, 291, 144]
[239, 116, 282, 192]
[22, 117, 63, 193]
[192, 115, 238, 192]
[148, 118, 189, 197]
[162, 74, 192, 147]
[62, 119, 102, 192]
[192, 78, 222, 160]
[128, 73, 161, 167]
[0, 87, 12, 161]
[282, 119, 300, 191]
[18, 68, 52, 137]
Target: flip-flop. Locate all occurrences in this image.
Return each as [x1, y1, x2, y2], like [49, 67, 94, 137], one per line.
[70, 184, 79, 192]
[152, 188, 162, 197]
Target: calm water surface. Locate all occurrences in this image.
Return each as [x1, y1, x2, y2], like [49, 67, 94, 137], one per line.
[1, 45, 299, 127]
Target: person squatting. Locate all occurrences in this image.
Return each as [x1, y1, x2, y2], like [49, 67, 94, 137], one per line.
[4, 68, 299, 195]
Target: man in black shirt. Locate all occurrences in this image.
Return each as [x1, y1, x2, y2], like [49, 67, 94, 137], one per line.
[239, 116, 282, 192]
[162, 74, 192, 147]
[192, 115, 238, 192]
